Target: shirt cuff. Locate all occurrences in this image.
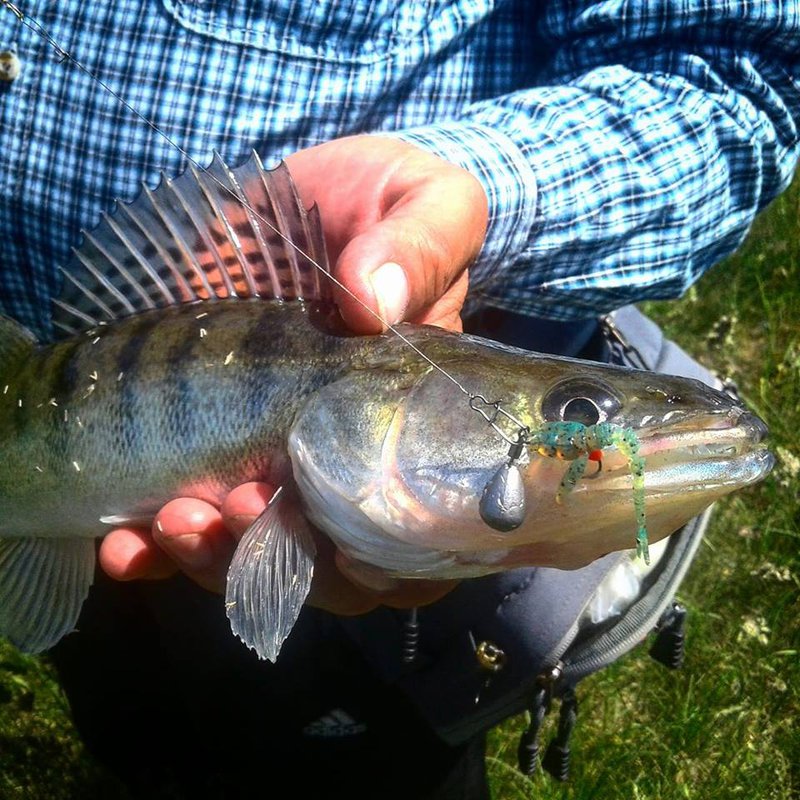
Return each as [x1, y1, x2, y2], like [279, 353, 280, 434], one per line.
[385, 122, 537, 298]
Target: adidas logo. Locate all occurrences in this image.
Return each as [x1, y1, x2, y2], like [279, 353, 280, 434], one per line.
[302, 708, 368, 738]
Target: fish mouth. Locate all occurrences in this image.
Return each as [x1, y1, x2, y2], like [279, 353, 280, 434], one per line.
[598, 410, 774, 495]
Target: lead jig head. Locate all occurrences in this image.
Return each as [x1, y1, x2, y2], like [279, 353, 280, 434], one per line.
[479, 438, 528, 532]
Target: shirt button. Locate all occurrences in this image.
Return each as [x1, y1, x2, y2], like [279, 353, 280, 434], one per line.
[0, 51, 21, 82]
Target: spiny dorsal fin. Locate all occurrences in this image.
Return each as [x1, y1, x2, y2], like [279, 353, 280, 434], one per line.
[52, 153, 332, 338]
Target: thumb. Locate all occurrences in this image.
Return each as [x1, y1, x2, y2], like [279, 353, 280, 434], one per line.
[332, 155, 487, 333]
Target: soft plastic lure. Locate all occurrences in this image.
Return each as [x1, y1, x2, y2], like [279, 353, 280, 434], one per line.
[529, 421, 649, 564]
[480, 421, 649, 564]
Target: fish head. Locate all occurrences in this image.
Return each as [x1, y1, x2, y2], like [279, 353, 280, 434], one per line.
[289, 331, 773, 576]
[476, 351, 772, 569]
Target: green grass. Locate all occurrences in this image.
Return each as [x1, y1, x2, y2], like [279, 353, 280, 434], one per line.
[488, 176, 800, 799]
[2, 176, 798, 799]
[0, 647, 128, 798]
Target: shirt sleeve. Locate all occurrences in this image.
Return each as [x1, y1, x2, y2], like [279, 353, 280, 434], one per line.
[392, 0, 800, 320]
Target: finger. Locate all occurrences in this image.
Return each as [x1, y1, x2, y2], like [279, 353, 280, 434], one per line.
[219, 483, 378, 614]
[333, 166, 487, 333]
[99, 527, 178, 581]
[334, 551, 457, 609]
[152, 498, 237, 593]
[305, 533, 383, 616]
[411, 270, 468, 331]
[219, 481, 275, 538]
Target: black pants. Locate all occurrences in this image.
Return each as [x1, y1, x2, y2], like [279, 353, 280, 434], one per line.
[51, 572, 490, 800]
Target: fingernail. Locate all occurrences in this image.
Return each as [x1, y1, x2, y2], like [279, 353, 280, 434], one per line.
[369, 262, 409, 327]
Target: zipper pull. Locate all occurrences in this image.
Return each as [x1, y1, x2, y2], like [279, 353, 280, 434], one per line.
[600, 313, 648, 369]
[517, 662, 562, 776]
[649, 601, 687, 670]
[401, 607, 420, 665]
[542, 686, 578, 782]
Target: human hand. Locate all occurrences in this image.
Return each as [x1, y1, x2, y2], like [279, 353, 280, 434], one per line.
[100, 135, 487, 611]
[100, 482, 457, 614]
[285, 135, 488, 333]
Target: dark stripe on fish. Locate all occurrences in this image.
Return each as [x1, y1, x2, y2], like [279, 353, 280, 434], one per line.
[163, 312, 206, 456]
[43, 339, 83, 403]
[232, 302, 281, 436]
[40, 338, 83, 466]
[115, 313, 167, 457]
[247, 302, 282, 355]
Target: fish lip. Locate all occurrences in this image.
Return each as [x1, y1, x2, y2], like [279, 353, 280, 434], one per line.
[635, 405, 766, 436]
[633, 405, 768, 451]
[734, 412, 769, 443]
[594, 408, 774, 490]
[640, 448, 776, 498]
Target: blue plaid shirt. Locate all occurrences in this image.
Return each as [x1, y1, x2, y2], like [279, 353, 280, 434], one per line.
[1, 0, 798, 337]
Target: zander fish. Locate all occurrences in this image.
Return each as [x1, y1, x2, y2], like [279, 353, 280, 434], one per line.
[0, 155, 773, 661]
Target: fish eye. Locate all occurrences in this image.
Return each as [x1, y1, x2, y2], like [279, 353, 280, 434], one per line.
[562, 397, 601, 425]
[541, 379, 622, 424]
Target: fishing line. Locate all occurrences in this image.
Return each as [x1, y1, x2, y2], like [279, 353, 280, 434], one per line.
[1, 0, 532, 446]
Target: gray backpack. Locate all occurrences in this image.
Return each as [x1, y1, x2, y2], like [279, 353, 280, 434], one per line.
[341, 305, 729, 781]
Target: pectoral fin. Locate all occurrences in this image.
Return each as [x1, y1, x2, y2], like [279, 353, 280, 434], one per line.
[0, 538, 95, 653]
[225, 487, 316, 662]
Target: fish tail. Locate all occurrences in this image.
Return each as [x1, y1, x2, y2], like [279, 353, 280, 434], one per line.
[0, 537, 96, 653]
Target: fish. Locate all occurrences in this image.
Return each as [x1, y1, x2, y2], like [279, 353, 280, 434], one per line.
[0, 153, 774, 662]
